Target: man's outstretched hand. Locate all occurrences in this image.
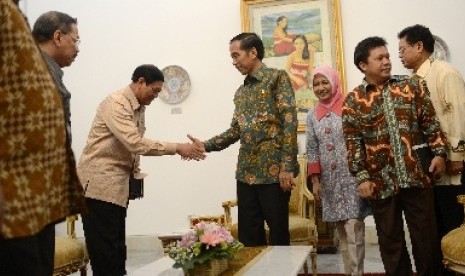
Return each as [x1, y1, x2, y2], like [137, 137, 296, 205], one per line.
[176, 134, 206, 161]
[187, 134, 205, 152]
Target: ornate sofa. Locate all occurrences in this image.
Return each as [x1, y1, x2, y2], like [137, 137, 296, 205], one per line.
[441, 195, 465, 275]
[53, 215, 89, 276]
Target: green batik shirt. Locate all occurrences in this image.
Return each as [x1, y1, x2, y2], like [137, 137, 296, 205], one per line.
[204, 65, 299, 185]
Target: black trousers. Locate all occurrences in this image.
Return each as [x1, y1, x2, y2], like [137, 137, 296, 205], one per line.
[82, 198, 127, 276]
[371, 187, 440, 276]
[434, 182, 465, 276]
[236, 181, 290, 246]
[0, 223, 55, 276]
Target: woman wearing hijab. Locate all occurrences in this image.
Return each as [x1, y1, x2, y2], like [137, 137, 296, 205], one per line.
[306, 65, 369, 276]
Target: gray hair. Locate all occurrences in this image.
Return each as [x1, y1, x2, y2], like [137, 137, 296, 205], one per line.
[32, 11, 77, 43]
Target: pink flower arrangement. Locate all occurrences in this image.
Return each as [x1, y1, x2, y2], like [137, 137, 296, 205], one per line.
[169, 222, 243, 272]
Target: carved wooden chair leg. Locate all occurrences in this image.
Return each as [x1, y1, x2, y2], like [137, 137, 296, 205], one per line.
[311, 247, 317, 276]
[302, 259, 308, 275]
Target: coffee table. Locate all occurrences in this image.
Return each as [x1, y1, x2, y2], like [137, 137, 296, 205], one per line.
[235, 246, 311, 275]
[132, 245, 312, 275]
[157, 233, 184, 254]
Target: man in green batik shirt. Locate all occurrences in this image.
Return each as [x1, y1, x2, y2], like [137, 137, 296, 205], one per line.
[190, 32, 299, 246]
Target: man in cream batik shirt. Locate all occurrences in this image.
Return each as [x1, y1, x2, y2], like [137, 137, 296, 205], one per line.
[398, 24, 465, 276]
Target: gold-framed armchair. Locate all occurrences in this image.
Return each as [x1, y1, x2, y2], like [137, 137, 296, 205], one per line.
[53, 215, 89, 276]
[441, 195, 465, 275]
[222, 155, 318, 275]
[188, 214, 227, 227]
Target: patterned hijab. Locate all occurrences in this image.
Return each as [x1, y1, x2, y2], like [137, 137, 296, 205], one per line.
[312, 65, 344, 121]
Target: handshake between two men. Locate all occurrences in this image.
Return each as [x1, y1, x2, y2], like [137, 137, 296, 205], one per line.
[175, 134, 207, 161]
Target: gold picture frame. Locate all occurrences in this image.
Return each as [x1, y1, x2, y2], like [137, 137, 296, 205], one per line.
[241, 0, 345, 132]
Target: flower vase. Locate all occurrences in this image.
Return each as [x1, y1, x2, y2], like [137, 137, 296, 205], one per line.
[186, 259, 229, 276]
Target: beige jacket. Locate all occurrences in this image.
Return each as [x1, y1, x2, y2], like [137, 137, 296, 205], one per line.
[78, 86, 176, 207]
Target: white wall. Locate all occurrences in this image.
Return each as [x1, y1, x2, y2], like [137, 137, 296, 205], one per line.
[340, 0, 465, 90]
[25, 0, 465, 237]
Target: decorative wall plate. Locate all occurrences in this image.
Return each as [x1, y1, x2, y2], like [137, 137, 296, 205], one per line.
[159, 65, 191, 104]
[433, 35, 449, 61]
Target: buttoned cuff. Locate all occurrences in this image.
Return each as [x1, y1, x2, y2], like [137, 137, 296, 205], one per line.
[203, 140, 213, 153]
[164, 142, 178, 155]
[355, 170, 370, 185]
[308, 162, 321, 174]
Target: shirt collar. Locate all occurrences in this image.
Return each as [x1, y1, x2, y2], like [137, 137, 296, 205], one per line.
[244, 64, 267, 85]
[362, 75, 408, 92]
[413, 56, 434, 79]
[124, 86, 142, 111]
[41, 51, 63, 79]
[315, 96, 344, 121]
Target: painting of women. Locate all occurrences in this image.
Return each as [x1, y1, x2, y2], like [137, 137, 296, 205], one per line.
[285, 34, 318, 116]
[285, 34, 314, 91]
[272, 16, 295, 56]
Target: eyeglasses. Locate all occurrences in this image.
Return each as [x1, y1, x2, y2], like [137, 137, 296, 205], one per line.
[398, 44, 412, 55]
[59, 30, 81, 46]
[67, 34, 81, 46]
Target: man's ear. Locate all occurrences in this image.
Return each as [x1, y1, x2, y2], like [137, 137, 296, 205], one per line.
[249, 47, 258, 59]
[52, 30, 61, 45]
[415, 41, 424, 53]
[359, 62, 367, 72]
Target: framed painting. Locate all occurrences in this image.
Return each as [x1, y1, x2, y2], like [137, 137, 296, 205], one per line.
[240, 0, 345, 132]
